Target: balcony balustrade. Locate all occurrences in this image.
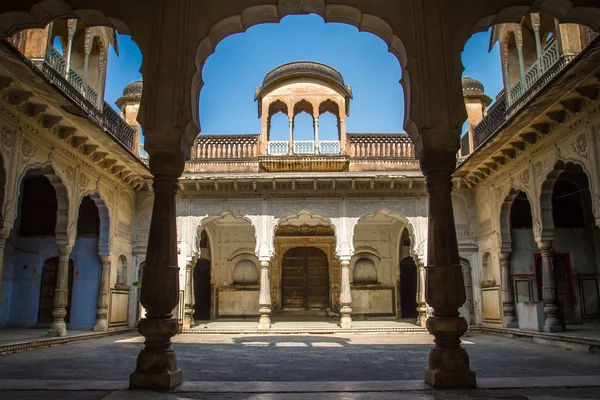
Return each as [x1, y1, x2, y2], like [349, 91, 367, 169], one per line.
[11, 43, 136, 152]
[267, 141, 342, 155]
[348, 134, 414, 158]
[194, 134, 259, 159]
[471, 38, 577, 151]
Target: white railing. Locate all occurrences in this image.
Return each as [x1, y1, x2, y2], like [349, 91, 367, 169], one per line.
[319, 141, 341, 154]
[268, 141, 289, 155]
[46, 46, 100, 107]
[293, 141, 315, 154]
[267, 141, 342, 155]
[508, 38, 562, 108]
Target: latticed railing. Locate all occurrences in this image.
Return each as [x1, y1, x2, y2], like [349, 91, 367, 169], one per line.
[268, 141, 289, 155]
[348, 134, 414, 158]
[472, 38, 577, 151]
[194, 134, 259, 159]
[293, 141, 315, 154]
[319, 141, 341, 154]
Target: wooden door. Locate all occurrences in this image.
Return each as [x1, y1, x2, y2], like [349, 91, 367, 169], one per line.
[282, 247, 329, 309]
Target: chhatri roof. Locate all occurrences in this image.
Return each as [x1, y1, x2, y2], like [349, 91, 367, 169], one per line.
[254, 61, 353, 100]
[122, 77, 143, 98]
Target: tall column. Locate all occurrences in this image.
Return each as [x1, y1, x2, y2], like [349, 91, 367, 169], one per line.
[416, 259, 427, 327]
[422, 148, 475, 388]
[82, 29, 92, 87]
[48, 244, 73, 337]
[288, 117, 294, 154]
[183, 261, 195, 329]
[0, 227, 10, 302]
[537, 241, 564, 332]
[96, 58, 105, 109]
[503, 61, 512, 104]
[516, 45, 526, 89]
[64, 19, 77, 78]
[258, 260, 271, 329]
[499, 252, 517, 328]
[314, 116, 319, 154]
[130, 153, 183, 390]
[461, 260, 475, 326]
[532, 27, 543, 66]
[339, 258, 352, 328]
[93, 255, 111, 331]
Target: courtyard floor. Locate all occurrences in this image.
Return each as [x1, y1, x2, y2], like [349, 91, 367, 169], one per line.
[0, 331, 599, 398]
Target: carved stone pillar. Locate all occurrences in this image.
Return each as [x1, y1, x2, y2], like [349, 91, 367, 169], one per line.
[288, 118, 294, 154]
[460, 260, 475, 325]
[183, 261, 195, 329]
[82, 28, 92, 87]
[416, 259, 427, 327]
[516, 45, 526, 88]
[130, 152, 183, 390]
[0, 227, 11, 302]
[537, 241, 564, 332]
[314, 116, 319, 153]
[64, 19, 77, 78]
[258, 260, 271, 329]
[499, 252, 517, 328]
[339, 259, 352, 328]
[48, 244, 73, 337]
[93, 255, 111, 332]
[421, 148, 475, 388]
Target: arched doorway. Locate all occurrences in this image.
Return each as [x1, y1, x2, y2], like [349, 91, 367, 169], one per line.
[38, 257, 74, 325]
[194, 259, 211, 321]
[399, 257, 418, 320]
[281, 247, 329, 309]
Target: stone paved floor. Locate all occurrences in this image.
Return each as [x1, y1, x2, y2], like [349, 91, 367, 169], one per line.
[0, 331, 598, 382]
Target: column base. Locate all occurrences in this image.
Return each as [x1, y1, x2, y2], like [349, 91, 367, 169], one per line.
[93, 320, 108, 332]
[544, 325, 565, 333]
[424, 364, 476, 389]
[47, 323, 67, 337]
[417, 313, 427, 327]
[503, 316, 518, 329]
[130, 317, 182, 390]
[543, 315, 564, 332]
[182, 317, 195, 330]
[258, 315, 271, 330]
[340, 315, 352, 329]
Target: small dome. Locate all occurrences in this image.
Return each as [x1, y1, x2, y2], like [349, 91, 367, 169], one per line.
[123, 78, 143, 98]
[462, 76, 485, 95]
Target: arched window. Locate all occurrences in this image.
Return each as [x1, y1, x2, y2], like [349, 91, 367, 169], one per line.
[117, 255, 128, 287]
[232, 259, 259, 284]
[353, 257, 377, 283]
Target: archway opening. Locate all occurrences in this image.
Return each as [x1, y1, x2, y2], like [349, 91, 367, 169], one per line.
[549, 164, 599, 322]
[194, 230, 211, 321]
[281, 247, 329, 310]
[399, 228, 417, 320]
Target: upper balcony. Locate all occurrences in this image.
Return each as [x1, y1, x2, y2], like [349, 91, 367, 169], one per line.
[34, 47, 136, 152]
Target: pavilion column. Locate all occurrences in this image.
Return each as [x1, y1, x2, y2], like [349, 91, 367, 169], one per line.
[339, 258, 352, 328]
[64, 19, 77, 78]
[461, 260, 475, 325]
[531, 14, 544, 66]
[288, 117, 294, 154]
[258, 260, 272, 329]
[314, 116, 319, 154]
[93, 255, 111, 332]
[422, 148, 475, 388]
[48, 244, 73, 337]
[183, 261, 195, 329]
[0, 227, 10, 302]
[416, 259, 427, 327]
[130, 152, 183, 390]
[516, 44, 526, 91]
[499, 252, 517, 328]
[537, 241, 564, 332]
[82, 29, 92, 87]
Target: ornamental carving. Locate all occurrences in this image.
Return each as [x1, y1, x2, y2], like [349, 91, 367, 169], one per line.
[572, 134, 587, 158]
[66, 165, 76, 183]
[78, 173, 90, 192]
[20, 139, 36, 161]
[534, 162, 543, 179]
[0, 126, 14, 149]
[520, 170, 530, 187]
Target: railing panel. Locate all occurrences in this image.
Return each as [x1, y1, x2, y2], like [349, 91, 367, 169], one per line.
[319, 141, 341, 154]
[348, 134, 414, 158]
[293, 141, 315, 154]
[268, 141, 289, 155]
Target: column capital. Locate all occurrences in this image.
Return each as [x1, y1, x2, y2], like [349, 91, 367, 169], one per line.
[499, 252, 511, 261]
[259, 260, 270, 269]
[100, 255, 112, 264]
[537, 240, 553, 252]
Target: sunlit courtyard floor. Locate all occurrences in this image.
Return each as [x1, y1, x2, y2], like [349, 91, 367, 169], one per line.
[0, 331, 599, 398]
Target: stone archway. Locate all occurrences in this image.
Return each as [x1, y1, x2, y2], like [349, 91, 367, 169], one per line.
[281, 246, 329, 311]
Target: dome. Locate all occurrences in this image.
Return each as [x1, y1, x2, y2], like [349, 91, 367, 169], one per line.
[462, 76, 485, 95]
[255, 61, 353, 100]
[122, 78, 143, 98]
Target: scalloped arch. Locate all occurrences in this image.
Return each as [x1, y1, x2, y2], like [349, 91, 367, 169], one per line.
[193, 1, 414, 141]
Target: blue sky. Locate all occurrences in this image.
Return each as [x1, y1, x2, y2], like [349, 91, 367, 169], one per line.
[104, 14, 503, 138]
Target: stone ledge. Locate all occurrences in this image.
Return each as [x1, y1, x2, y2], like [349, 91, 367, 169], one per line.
[0, 328, 134, 355]
[181, 326, 428, 334]
[479, 326, 600, 353]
